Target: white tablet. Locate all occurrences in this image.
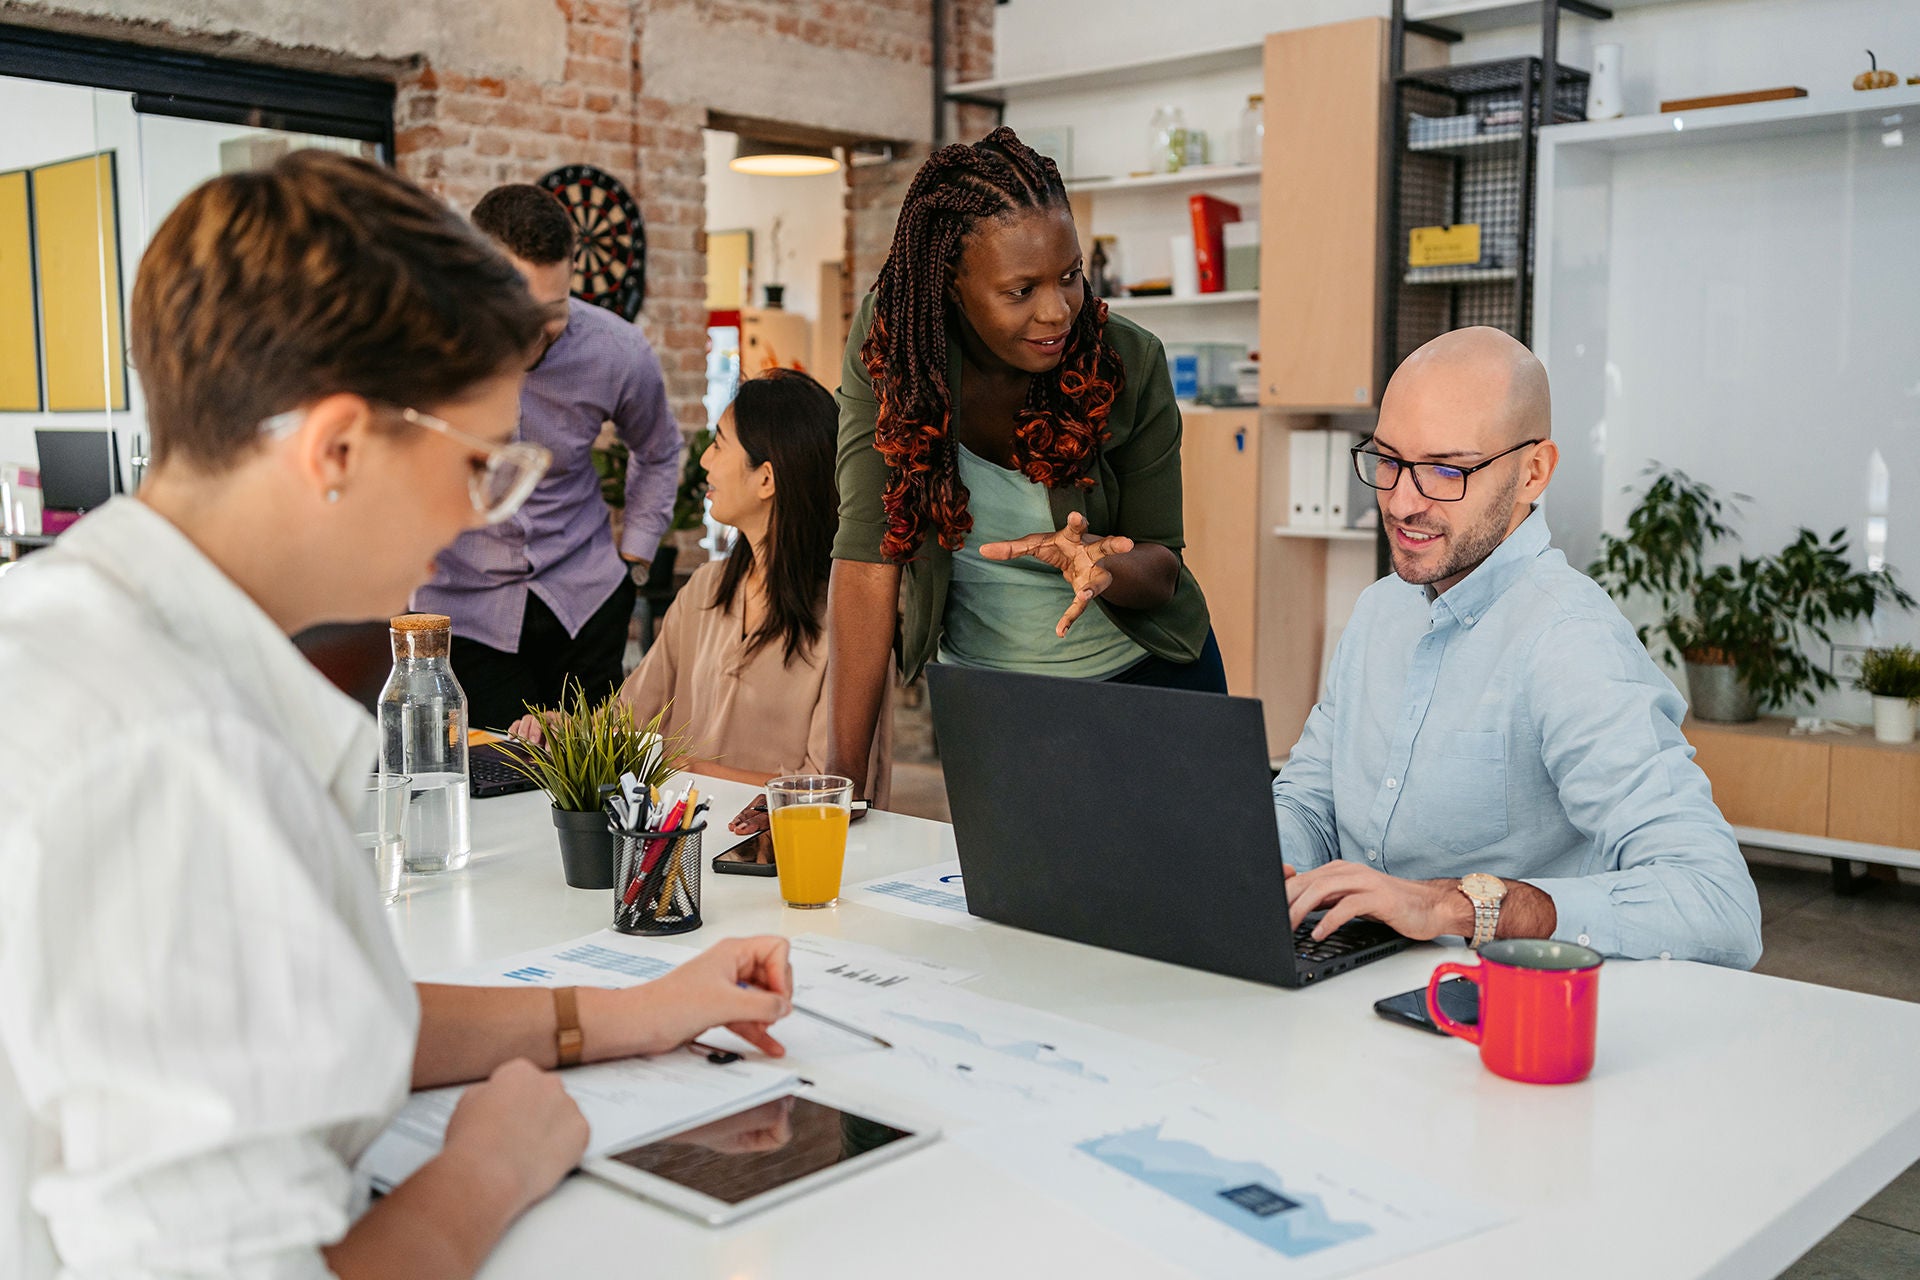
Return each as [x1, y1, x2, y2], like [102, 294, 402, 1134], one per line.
[583, 1091, 938, 1225]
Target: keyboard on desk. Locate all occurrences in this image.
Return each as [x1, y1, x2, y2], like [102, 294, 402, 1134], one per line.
[1291, 916, 1409, 982]
[469, 742, 540, 799]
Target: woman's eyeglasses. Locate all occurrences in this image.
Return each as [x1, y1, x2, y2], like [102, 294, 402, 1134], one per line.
[260, 405, 551, 524]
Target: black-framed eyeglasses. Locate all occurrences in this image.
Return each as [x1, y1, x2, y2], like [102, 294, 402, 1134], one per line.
[1350, 436, 1542, 503]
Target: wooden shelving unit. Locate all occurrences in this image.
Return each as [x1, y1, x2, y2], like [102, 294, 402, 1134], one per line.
[1065, 164, 1261, 195]
[1107, 290, 1259, 311]
[945, 40, 1263, 104]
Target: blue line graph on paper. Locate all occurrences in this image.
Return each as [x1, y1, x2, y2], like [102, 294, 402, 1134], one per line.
[888, 1011, 1111, 1083]
[1077, 1123, 1373, 1257]
[862, 880, 969, 913]
[551, 944, 674, 982]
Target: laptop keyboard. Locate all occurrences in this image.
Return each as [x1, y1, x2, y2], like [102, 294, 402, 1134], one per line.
[469, 747, 539, 798]
[1293, 917, 1402, 964]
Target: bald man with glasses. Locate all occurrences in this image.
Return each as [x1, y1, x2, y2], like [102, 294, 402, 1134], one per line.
[1273, 327, 1762, 968]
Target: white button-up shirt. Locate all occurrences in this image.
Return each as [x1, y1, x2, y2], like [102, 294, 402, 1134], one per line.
[0, 499, 419, 1279]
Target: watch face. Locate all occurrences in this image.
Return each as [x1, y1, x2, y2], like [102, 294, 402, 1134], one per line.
[1462, 873, 1506, 903]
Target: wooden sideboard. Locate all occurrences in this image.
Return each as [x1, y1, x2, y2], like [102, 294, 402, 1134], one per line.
[1686, 716, 1920, 889]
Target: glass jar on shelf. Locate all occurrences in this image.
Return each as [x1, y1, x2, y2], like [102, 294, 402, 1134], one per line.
[1237, 94, 1264, 167]
[1147, 105, 1187, 174]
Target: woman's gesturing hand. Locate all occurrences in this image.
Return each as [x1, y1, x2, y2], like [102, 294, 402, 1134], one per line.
[977, 510, 1135, 637]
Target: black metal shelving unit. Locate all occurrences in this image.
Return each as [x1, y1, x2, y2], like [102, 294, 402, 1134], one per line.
[1384, 1, 1609, 364]
[1376, 2, 1608, 578]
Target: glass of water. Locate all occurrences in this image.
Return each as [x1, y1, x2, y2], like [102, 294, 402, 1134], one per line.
[356, 774, 410, 905]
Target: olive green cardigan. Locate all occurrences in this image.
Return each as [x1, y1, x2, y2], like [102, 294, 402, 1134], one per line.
[831, 292, 1212, 681]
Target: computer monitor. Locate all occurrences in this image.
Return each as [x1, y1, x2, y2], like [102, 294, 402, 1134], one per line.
[34, 429, 124, 513]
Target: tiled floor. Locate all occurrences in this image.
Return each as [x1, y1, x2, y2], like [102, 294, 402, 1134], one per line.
[884, 752, 1920, 1278]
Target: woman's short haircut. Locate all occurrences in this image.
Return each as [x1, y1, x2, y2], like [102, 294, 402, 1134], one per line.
[130, 150, 547, 473]
[470, 184, 577, 266]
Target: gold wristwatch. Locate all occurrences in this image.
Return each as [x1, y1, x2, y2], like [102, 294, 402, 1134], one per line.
[1459, 873, 1507, 949]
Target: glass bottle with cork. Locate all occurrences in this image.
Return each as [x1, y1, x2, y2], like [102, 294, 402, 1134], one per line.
[379, 613, 471, 873]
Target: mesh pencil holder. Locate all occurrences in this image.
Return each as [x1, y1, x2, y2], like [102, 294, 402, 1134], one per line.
[611, 820, 705, 936]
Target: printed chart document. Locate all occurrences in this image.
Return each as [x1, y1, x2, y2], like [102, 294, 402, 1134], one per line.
[363, 930, 804, 1190]
[842, 860, 982, 929]
[796, 974, 1207, 1126]
[959, 1087, 1502, 1280]
[360, 1050, 797, 1191]
[430, 929, 703, 989]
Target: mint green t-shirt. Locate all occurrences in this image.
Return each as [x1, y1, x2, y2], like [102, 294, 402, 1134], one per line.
[939, 443, 1148, 679]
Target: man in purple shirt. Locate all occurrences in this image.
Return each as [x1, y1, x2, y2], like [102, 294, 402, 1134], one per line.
[413, 184, 680, 728]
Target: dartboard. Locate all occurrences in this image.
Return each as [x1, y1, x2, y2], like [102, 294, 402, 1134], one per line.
[538, 164, 646, 320]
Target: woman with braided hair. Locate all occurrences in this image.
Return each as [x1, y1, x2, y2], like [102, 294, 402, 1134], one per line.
[827, 127, 1223, 801]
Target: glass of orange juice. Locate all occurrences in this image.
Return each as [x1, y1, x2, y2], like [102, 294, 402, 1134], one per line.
[766, 774, 853, 909]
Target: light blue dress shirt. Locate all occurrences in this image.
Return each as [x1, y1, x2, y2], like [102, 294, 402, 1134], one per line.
[1272, 508, 1763, 968]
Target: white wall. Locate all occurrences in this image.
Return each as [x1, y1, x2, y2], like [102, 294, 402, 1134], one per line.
[701, 129, 847, 325]
[1539, 117, 1920, 720]
[0, 74, 371, 484]
[0, 75, 146, 478]
[995, 0, 1920, 109]
[1455, 0, 1920, 115]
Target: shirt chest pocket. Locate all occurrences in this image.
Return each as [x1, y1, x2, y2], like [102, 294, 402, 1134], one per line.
[1409, 729, 1509, 856]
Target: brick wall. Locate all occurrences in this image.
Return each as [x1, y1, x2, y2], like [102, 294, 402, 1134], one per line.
[4, 0, 995, 435]
[391, 0, 996, 436]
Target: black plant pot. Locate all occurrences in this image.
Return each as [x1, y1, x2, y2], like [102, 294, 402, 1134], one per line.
[552, 806, 616, 889]
[762, 283, 785, 309]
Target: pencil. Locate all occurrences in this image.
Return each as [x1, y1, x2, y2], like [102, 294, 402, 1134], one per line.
[791, 1002, 893, 1049]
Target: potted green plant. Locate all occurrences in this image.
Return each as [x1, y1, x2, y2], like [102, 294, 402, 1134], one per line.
[496, 679, 691, 889]
[1589, 468, 1914, 722]
[1855, 645, 1920, 744]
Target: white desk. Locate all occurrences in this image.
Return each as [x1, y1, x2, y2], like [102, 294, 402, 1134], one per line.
[388, 783, 1920, 1280]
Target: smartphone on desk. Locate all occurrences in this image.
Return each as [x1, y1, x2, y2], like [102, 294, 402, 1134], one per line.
[712, 799, 870, 877]
[1374, 977, 1479, 1036]
[712, 830, 777, 876]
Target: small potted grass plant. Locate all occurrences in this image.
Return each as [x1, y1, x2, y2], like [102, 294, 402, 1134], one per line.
[1856, 645, 1920, 744]
[497, 679, 691, 888]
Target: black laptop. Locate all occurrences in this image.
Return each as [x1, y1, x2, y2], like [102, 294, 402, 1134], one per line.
[926, 666, 1411, 988]
[469, 740, 541, 798]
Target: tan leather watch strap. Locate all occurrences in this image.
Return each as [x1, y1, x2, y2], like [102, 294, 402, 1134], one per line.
[552, 986, 584, 1068]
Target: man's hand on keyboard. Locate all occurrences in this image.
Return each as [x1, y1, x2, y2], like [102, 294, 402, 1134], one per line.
[1285, 861, 1466, 943]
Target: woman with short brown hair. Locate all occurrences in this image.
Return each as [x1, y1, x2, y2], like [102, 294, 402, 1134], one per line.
[0, 151, 793, 1280]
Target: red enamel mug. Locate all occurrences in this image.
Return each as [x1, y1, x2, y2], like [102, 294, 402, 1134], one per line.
[1426, 938, 1603, 1085]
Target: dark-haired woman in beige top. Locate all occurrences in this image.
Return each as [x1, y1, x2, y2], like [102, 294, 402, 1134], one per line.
[515, 369, 891, 809]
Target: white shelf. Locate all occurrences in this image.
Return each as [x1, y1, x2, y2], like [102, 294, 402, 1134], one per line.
[1107, 290, 1259, 310]
[1404, 0, 1679, 34]
[947, 40, 1262, 103]
[1066, 164, 1261, 194]
[1403, 266, 1518, 286]
[1541, 84, 1920, 154]
[1407, 129, 1525, 156]
[1273, 526, 1378, 543]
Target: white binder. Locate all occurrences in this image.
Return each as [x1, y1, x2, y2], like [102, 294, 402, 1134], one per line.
[1287, 430, 1331, 529]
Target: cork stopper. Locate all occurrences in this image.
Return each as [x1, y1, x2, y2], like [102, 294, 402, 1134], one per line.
[389, 613, 452, 661]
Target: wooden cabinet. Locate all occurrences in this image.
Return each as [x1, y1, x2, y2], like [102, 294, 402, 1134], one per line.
[740, 307, 811, 376]
[1258, 20, 1441, 411]
[1179, 408, 1262, 697]
[1687, 720, 1831, 837]
[1828, 743, 1920, 849]
[1686, 717, 1920, 868]
[1179, 408, 1338, 761]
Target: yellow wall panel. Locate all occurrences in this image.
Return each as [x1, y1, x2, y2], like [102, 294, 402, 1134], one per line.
[0, 170, 38, 411]
[33, 152, 126, 412]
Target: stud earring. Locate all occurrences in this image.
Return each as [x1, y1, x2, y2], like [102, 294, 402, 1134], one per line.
[326, 489, 341, 504]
